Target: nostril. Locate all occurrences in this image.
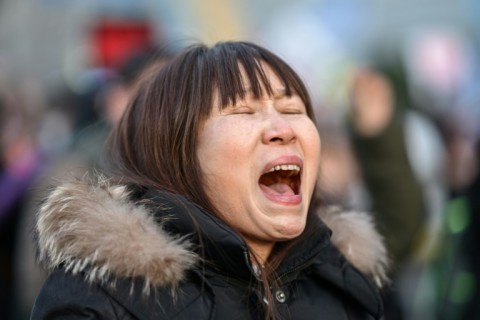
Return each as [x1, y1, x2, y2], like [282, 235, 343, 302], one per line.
[267, 135, 296, 144]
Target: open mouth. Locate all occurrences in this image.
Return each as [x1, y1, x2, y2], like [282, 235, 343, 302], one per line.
[258, 164, 301, 197]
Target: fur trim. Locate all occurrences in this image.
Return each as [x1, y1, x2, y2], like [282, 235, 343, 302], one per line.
[36, 175, 197, 292]
[319, 206, 390, 288]
[36, 175, 388, 290]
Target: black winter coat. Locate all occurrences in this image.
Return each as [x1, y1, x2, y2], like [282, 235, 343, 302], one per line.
[31, 177, 388, 319]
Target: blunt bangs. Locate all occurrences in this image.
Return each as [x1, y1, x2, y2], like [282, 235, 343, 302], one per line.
[205, 42, 314, 118]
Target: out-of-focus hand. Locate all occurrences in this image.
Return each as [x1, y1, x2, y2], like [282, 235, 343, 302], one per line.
[350, 69, 394, 137]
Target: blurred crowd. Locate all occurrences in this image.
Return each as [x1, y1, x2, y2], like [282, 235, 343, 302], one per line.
[1, 1, 480, 320]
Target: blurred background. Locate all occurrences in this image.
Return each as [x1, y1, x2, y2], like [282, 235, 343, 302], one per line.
[1, 0, 479, 319]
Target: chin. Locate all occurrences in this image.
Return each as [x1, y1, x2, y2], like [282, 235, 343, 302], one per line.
[274, 221, 306, 240]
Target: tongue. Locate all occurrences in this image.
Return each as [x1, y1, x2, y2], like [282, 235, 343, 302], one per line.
[264, 182, 295, 196]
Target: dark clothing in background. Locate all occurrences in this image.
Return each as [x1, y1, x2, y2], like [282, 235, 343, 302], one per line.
[350, 114, 426, 267]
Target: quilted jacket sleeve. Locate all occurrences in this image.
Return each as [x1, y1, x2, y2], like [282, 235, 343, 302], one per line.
[31, 269, 134, 320]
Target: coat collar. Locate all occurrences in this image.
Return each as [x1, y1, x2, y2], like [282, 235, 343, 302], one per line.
[143, 188, 254, 281]
[36, 175, 388, 291]
[143, 188, 334, 283]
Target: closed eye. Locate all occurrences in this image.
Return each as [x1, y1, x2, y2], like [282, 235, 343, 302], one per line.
[276, 96, 307, 115]
[278, 104, 307, 115]
[282, 108, 305, 115]
[231, 106, 255, 115]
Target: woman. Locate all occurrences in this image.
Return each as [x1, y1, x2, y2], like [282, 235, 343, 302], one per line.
[31, 41, 388, 319]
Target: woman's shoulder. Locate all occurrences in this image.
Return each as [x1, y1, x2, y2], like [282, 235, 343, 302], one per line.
[316, 205, 390, 287]
[31, 268, 130, 319]
[303, 206, 390, 319]
[31, 267, 213, 320]
[36, 174, 197, 288]
[33, 175, 209, 318]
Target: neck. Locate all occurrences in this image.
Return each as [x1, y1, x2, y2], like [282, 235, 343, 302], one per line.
[246, 239, 274, 265]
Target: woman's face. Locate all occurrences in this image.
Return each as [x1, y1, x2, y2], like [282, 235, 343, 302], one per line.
[197, 63, 321, 258]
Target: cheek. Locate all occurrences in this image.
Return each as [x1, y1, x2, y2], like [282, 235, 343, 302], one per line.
[199, 127, 241, 170]
[301, 123, 322, 185]
[199, 116, 257, 161]
[300, 122, 321, 160]
[197, 120, 252, 197]
[197, 130, 249, 225]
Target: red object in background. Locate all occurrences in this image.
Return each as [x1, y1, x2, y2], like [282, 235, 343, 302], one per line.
[91, 19, 153, 70]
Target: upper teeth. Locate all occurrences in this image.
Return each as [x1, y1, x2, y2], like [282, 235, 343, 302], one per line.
[268, 164, 300, 173]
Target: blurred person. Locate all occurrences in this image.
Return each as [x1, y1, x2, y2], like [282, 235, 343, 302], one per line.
[12, 47, 173, 319]
[31, 41, 388, 320]
[0, 87, 44, 320]
[348, 68, 447, 320]
[349, 69, 426, 266]
[65, 47, 174, 170]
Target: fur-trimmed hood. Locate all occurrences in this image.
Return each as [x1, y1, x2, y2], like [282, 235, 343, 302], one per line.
[36, 176, 389, 291]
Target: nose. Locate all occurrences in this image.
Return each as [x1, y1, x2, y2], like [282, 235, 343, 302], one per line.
[262, 113, 296, 145]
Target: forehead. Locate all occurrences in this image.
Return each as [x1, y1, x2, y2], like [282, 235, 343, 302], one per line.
[215, 60, 289, 107]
